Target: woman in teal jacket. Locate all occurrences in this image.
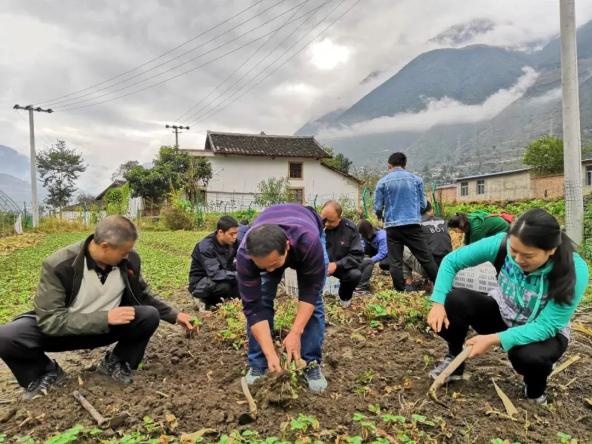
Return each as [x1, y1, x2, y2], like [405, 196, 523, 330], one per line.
[427, 209, 589, 404]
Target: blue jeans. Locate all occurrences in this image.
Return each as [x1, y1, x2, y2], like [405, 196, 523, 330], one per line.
[247, 233, 328, 370]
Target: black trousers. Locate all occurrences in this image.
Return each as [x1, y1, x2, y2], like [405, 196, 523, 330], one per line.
[439, 288, 568, 398]
[333, 268, 362, 301]
[358, 257, 390, 290]
[190, 278, 239, 308]
[0, 306, 160, 388]
[386, 225, 439, 291]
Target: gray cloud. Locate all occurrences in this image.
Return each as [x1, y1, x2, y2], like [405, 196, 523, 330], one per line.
[2, 0, 592, 195]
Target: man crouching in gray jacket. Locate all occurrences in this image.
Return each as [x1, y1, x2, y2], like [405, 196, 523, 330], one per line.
[0, 215, 195, 400]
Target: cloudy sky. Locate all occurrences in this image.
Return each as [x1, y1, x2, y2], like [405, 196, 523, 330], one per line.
[1, 0, 592, 194]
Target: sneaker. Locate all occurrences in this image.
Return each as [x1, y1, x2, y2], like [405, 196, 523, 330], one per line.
[524, 384, 547, 405]
[97, 352, 133, 385]
[338, 297, 352, 308]
[304, 365, 327, 393]
[429, 354, 465, 382]
[245, 367, 266, 385]
[22, 360, 66, 401]
[404, 284, 417, 292]
[353, 288, 369, 296]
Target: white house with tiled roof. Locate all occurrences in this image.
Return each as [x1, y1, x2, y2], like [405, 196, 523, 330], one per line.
[183, 131, 362, 210]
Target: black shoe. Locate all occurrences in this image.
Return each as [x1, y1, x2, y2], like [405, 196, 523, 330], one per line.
[429, 354, 465, 382]
[97, 352, 133, 385]
[22, 360, 66, 401]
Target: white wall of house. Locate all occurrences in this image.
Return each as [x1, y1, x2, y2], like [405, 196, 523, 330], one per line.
[197, 153, 359, 208]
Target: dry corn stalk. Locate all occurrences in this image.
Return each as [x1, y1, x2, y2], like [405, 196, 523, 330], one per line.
[549, 354, 581, 378]
[428, 345, 472, 403]
[491, 378, 518, 418]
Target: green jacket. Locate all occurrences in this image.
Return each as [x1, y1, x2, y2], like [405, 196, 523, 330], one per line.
[27, 235, 178, 336]
[465, 211, 509, 245]
[432, 232, 589, 351]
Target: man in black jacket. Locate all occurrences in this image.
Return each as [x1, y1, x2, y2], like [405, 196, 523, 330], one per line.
[403, 202, 452, 287]
[189, 216, 240, 309]
[320, 201, 364, 308]
[0, 216, 195, 401]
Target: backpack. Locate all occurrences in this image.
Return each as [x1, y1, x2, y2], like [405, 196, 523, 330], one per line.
[493, 235, 508, 276]
[487, 213, 514, 224]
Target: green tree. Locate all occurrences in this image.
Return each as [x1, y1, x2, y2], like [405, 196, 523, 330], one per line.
[185, 156, 212, 204]
[255, 177, 290, 206]
[124, 147, 212, 205]
[124, 165, 168, 204]
[523, 135, 564, 175]
[36, 140, 86, 211]
[322, 146, 353, 174]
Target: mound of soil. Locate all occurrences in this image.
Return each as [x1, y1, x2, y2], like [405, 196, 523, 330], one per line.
[1, 291, 591, 442]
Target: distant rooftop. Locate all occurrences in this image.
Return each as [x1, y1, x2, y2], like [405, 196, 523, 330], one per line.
[205, 130, 329, 159]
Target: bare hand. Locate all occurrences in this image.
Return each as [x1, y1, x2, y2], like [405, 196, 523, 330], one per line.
[427, 303, 449, 333]
[282, 330, 303, 366]
[108, 307, 135, 325]
[465, 334, 500, 358]
[327, 262, 337, 276]
[176, 312, 195, 332]
[265, 351, 283, 374]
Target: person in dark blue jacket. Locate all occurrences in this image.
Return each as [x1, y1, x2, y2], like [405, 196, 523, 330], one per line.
[357, 219, 389, 292]
[188, 216, 239, 309]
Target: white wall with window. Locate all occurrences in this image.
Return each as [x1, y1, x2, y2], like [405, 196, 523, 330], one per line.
[191, 152, 360, 209]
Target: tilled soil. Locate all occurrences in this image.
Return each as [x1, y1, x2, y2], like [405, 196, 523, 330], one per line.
[1, 292, 592, 443]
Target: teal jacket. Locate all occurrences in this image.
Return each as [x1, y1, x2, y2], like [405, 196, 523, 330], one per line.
[432, 233, 589, 351]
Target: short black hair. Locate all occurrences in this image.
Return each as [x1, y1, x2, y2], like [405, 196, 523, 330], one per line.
[388, 152, 407, 168]
[246, 224, 288, 257]
[357, 219, 375, 240]
[217, 216, 239, 232]
[421, 201, 432, 215]
[239, 219, 250, 225]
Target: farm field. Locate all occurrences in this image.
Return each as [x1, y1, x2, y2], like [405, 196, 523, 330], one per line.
[0, 230, 591, 443]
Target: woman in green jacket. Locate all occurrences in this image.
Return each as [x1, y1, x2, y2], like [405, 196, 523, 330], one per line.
[448, 210, 509, 245]
[427, 209, 589, 404]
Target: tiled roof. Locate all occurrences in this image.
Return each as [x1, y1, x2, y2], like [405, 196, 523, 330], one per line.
[205, 131, 330, 159]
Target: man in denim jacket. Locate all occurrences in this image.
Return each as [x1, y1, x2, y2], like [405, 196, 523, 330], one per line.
[374, 152, 439, 291]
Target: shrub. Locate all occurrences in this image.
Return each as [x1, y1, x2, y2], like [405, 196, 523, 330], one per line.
[161, 207, 194, 230]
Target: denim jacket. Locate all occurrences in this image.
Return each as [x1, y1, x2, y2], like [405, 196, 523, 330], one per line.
[374, 168, 426, 228]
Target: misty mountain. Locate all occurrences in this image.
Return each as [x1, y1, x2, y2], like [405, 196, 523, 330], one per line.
[0, 145, 29, 180]
[0, 174, 33, 208]
[296, 20, 592, 178]
[429, 18, 496, 47]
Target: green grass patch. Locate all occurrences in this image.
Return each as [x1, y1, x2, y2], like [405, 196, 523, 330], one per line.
[0, 230, 208, 322]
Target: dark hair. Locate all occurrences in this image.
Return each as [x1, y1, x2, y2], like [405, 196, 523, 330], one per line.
[388, 152, 407, 168]
[358, 219, 375, 241]
[510, 208, 575, 305]
[246, 224, 288, 257]
[217, 216, 239, 232]
[421, 201, 433, 216]
[240, 219, 250, 225]
[448, 213, 469, 232]
[322, 200, 342, 217]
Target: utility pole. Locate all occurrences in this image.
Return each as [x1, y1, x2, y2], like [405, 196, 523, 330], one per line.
[13, 104, 53, 228]
[165, 124, 190, 148]
[560, 0, 583, 244]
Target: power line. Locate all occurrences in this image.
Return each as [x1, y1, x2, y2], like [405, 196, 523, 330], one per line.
[56, 0, 318, 112]
[36, 0, 269, 106]
[190, 0, 360, 126]
[173, 0, 321, 123]
[46, 0, 290, 109]
[184, 0, 336, 124]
